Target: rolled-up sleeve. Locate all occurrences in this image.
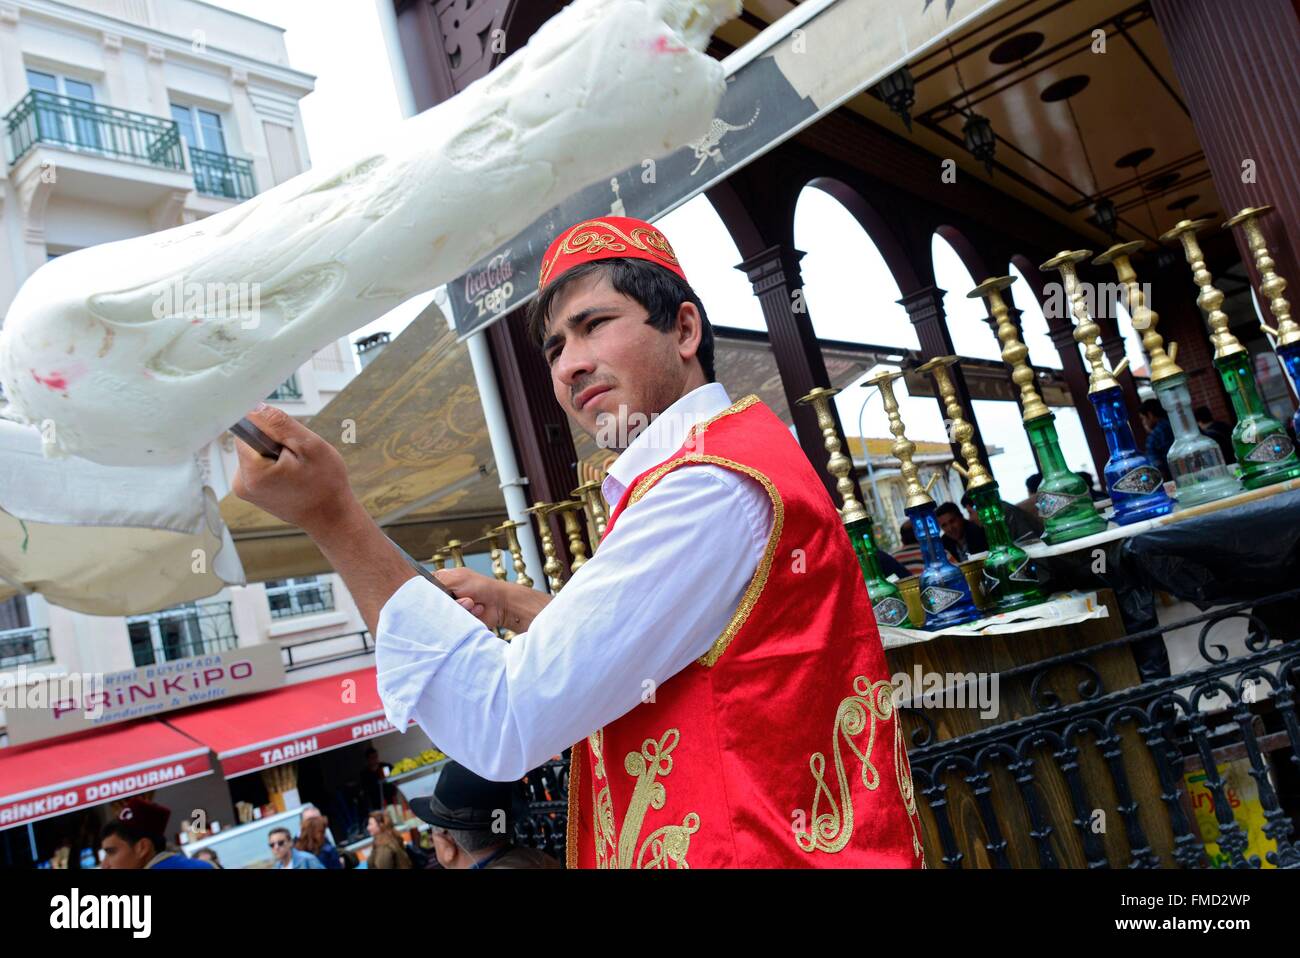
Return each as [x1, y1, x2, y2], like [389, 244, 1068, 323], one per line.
[374, 465, 772, 781]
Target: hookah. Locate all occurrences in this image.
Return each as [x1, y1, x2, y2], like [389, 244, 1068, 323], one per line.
[1093, 241, 1241, 505]
[1224, 205, 1300, 444]
[1163, 219, 1300, 489]
[797, 386, 912, 629]
[865, 369, 980, 629]
[968, 276, 1107, 542]
[918, 356, 1046, 613]
[1041, 250, 1174, 524]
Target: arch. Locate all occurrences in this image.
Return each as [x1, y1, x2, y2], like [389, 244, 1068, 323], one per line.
[1007, 260, 1062, 370]
[805, 176, 922, 292]
[657, 193, 766, 331]
[934, 223, 991, 288]
[793, 184, 918, 349]
[703, 179, 766, 262]
[930, 232, 1001, 363]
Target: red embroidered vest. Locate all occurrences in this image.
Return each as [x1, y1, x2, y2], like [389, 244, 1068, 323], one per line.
[565, 395, 926, 868]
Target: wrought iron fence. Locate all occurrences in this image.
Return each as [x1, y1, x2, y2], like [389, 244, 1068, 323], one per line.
[0, 627, 53, 669]
[280, 629, 373, 672]
[127, 602, 238, 667]
[267, 374, 302, 401]
[902, 588, 1300, 869]
[266, 577, 334, 618]
[5, 90, 184, 169]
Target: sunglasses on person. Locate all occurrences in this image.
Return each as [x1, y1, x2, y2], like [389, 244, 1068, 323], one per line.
[268, 838, 288, 849]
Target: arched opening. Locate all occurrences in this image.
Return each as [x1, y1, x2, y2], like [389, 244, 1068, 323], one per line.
[657, 194, 766, 331]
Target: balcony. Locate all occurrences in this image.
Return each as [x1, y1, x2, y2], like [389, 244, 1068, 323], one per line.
[0, 626, 53, 669]
[190, 146, 256, 201]
[3, 90, 257, 212]
[5, 89, 184, 170]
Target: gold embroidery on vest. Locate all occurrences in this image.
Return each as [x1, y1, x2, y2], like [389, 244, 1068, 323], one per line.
[795, 676, 895, 854]
[565, 741, 582, 868]
[894, 713, 925, 863]
[628, 453, 783, 668]
[585, 727, 699, 868]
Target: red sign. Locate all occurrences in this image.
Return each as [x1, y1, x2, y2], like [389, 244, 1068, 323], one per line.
[220, 712, 410, 777]
[0, 750, 212, 829]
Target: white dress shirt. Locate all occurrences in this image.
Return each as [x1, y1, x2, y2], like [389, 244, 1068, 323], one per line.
[375, 382, 774, 780]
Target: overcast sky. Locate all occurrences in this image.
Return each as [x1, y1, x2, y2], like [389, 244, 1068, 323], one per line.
[205, 0, 1112, 496]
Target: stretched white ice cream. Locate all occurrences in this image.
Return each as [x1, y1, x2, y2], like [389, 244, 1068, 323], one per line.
[0, 0, 739, 465]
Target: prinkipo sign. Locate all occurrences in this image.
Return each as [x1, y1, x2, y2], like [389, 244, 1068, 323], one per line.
[4, 644, 285, 745]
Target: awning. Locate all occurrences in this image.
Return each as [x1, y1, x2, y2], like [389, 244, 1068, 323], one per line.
[164, 667, 406, 778]
[0, 719, 213, 830]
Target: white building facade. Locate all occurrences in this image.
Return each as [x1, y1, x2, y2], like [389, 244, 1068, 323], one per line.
[0, 0, 374, 736]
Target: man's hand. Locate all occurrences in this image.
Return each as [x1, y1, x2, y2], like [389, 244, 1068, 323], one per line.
[232, 404, 355, 536]
[434, 567, 551, 633]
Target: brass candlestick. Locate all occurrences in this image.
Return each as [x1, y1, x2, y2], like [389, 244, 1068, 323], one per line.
[915, 356, 993, 490]
[484, 529, 508, 582]
[1040, 249, 1128, 391]
[968, 276, 1050, 421]
[1093, 240, 1181, 382]
[445, 539, 467, 569]
[1224, 205, 1299, 347]
[796, 385, 868, 523]
[864, 369, 935, 508]
[552, 500, 591, 574]
[1159, 219, 1247, 359]
[525, 501, 566, 593]
[428, 548, 447, 570]
[495, 520, 534, 590]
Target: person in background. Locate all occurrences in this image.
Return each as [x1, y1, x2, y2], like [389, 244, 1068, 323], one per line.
[193, 848, 222, 869]
[98, 798, 215, 870]
[359, 746, 396, 813]
[365, 812, 412, 869]
[269, 826, 323, 869]
[960, 489, 1043, 545]
[297, 815, 343, 869]
[891, 520, 926, 576]
[1195, 405, 1235, 463]
[410, 762, 560, 869]
[1139, 398, 1175, 480]
[1076, 471, 1106, 501]
[936, 501, 987, 561]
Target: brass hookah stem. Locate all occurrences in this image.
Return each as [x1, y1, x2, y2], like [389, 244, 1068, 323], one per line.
[796, 385, 868, 523]
[1224, 205, 1300, 347]
[1160, 219, 1246, 359]
[553, 500, 590, 574]
[525, 501, 566, 593]
[1094, 241, 1182, 382]
[968, 276, 1049, 421]
[496, 520, 534, 590]
[1041, 249, 1126, 392]
[918, 356, 993, 489]
[866, 369, 933, 508]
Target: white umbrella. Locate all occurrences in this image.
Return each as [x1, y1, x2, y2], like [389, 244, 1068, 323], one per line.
[0, 419, 244, 615]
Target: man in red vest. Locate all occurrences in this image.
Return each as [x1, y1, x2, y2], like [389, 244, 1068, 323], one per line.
[234, 216, 924, 868]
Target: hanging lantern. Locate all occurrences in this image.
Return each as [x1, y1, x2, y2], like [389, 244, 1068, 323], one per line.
[963, 112, 996, 175]
[1093, 197, 1118, 238]
[877, 66, 916, 132]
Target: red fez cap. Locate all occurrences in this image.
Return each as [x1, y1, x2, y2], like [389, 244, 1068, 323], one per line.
[118, 797, 171, 836]
[538, 216, 685, 290]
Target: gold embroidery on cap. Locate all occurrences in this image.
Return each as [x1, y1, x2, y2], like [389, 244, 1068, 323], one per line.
[538, 219, 680, 287]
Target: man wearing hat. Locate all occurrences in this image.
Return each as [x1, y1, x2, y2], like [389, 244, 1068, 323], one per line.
[99, 797, 215, 869]
[234, 215, 924, 869]
[410, 761, 559, 869]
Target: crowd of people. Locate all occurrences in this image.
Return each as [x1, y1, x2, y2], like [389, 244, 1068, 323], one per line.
[88, 760, 559, 872]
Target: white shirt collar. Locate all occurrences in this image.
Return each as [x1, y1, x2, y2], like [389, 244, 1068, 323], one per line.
[601, 382, 732, 507]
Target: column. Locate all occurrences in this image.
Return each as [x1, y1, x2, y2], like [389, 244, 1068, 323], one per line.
[736, 244, 863, 505]
[486, 304, 580, 570]
[897, 285, 991, 471]
[1151, 0, 1300, 301]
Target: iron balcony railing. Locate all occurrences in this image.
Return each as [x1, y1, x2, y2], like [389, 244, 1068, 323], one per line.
[5, 89, 184, 169]
[267, 374, 302, 401]
[280, 629, 373, 672]
[0, 627, 53, 669]
[189, 145, 255, 201]
[4, 91, 257, 200]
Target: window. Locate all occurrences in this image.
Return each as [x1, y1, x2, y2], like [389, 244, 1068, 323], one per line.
[26, 68, 100, 150]
[267, 374, 302, 401]
[265, 577, 335, 619]
[170, 103, 227, 153]
[126, 602, 236, 667]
